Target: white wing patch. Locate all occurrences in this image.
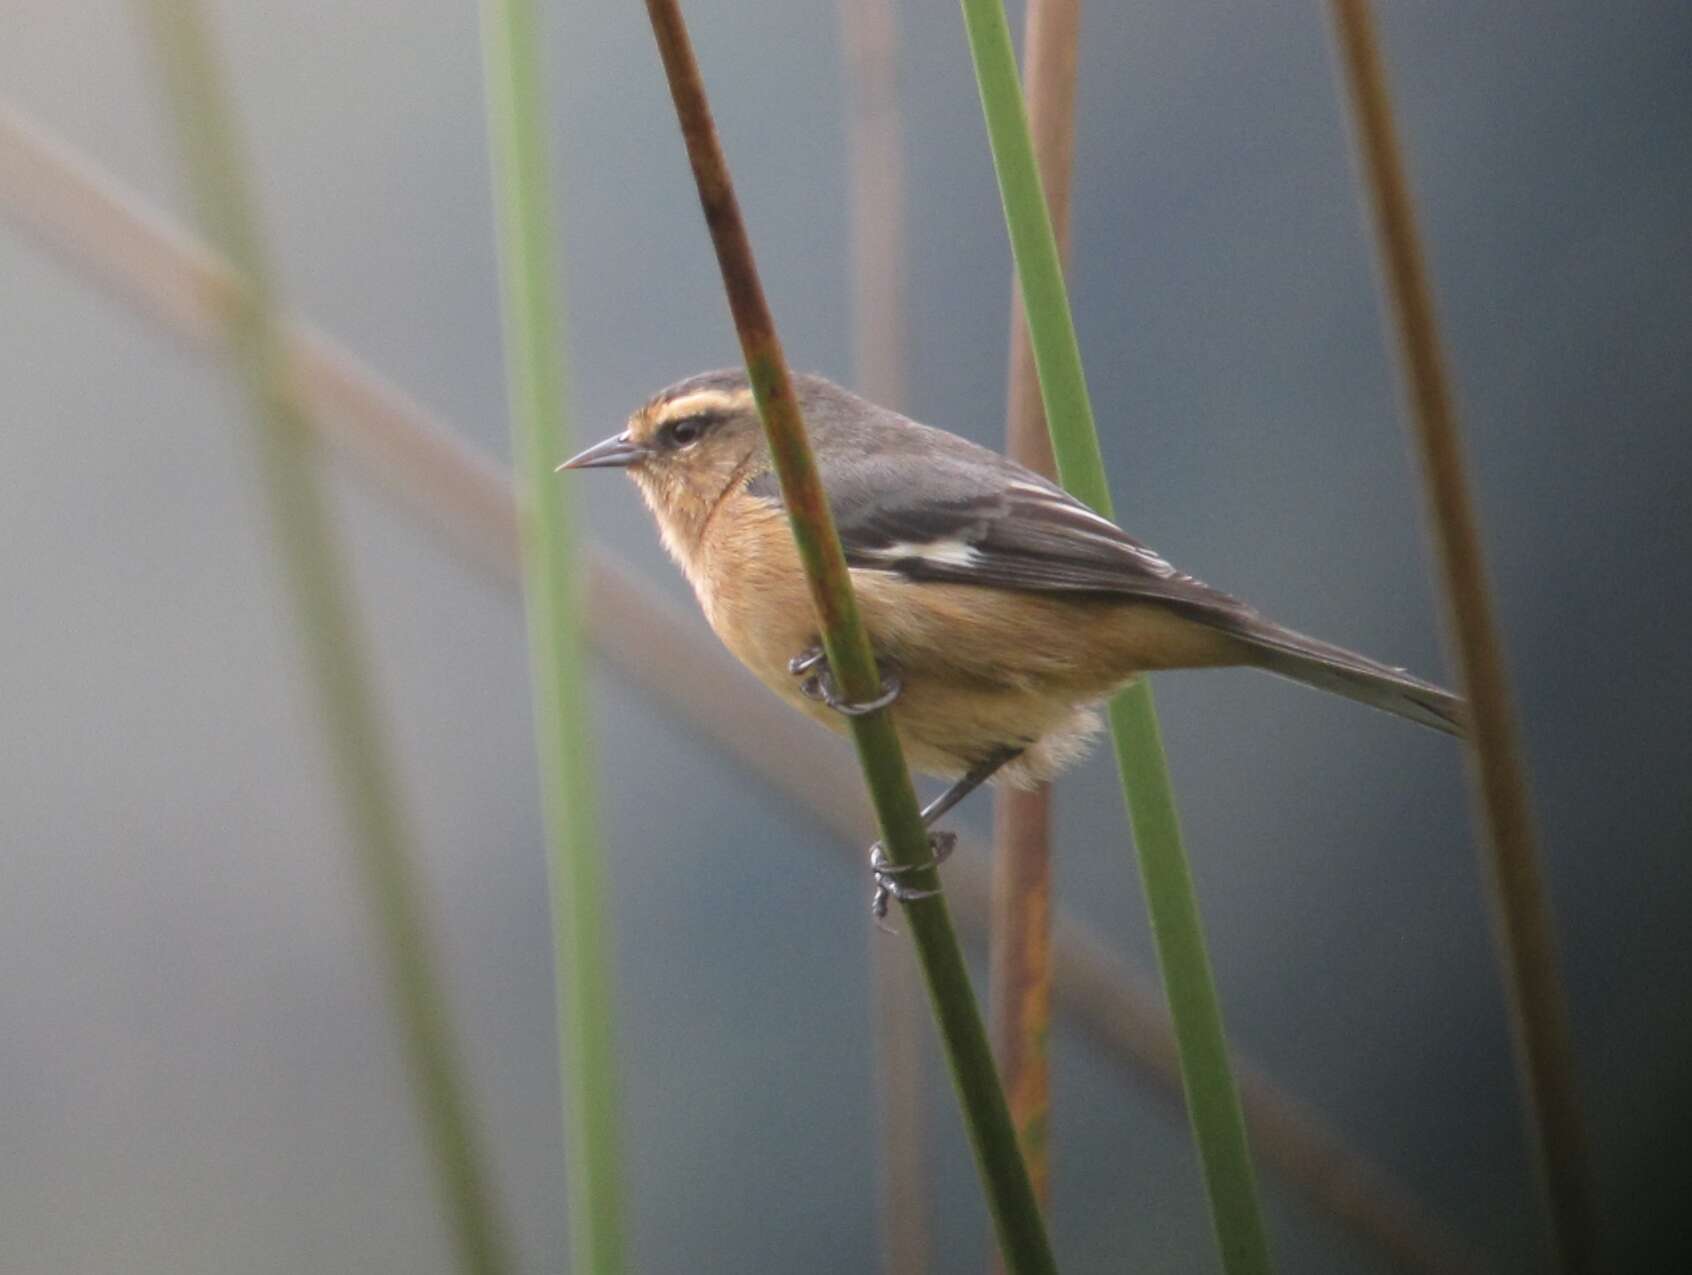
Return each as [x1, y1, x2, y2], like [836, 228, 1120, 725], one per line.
[863, 538, 984, 568]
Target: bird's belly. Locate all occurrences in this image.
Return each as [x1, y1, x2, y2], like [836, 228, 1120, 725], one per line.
[723, 629, 1097, 784]
[696, 525, 1232, 783]
[703, 570, 1113, 782]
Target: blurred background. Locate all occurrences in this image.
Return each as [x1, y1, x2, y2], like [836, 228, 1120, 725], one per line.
[3, 1, 1688, 1271]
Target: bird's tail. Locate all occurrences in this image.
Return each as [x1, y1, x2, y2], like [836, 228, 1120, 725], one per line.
[1231, 621, 1465, 737]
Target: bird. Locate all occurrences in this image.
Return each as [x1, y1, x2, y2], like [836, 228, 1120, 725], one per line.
[560, 368, 1463, 912]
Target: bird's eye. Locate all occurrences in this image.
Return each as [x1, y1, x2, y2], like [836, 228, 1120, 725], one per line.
[664, 415, 708, 448]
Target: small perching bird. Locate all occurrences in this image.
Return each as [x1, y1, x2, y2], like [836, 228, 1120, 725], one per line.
[562, 370, 1463, 910]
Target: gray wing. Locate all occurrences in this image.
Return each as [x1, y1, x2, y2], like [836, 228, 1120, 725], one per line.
[741, 395, 1464, 735]
[745, 423, 1255, 625]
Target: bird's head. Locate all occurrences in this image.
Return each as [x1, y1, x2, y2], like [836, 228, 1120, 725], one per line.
[559, 368, 884, 532]
[559, 368, 794, 564]
[563, 366, 771, 471]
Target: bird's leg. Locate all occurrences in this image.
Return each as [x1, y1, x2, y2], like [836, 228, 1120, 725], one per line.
[871, 746, 1024, 922]
[788, 642, 901, 717]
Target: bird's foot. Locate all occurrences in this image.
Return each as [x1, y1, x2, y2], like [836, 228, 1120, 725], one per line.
[789, 644, 901, 717]
[869, 831, 956, 925]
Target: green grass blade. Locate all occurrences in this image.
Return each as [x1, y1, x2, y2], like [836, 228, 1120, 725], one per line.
[133, 5, 513, 1273]
[478, 1, 626, 1271]
[956, 2, 1274, 1270]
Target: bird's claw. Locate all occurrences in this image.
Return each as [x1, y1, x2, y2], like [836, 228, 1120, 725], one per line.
[789, 644, 902, 717]
[787, 646, 827, 677]
[869, 831, 956, 924]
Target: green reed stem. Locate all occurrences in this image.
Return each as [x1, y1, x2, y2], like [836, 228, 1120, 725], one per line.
[957, 2, 1274, 1271]
[641, 2, 1057, 1271]
[479, 1, 626, 1271]
[133, 4, 512, 1273]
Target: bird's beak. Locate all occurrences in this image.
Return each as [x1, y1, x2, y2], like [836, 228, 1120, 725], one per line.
[556, 431, 650, 471]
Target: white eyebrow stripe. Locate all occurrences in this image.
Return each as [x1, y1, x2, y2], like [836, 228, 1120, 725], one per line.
[657, 387, 753, 422]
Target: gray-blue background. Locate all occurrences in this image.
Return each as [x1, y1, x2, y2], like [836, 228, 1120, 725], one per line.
[3, 1, 1687, 1270]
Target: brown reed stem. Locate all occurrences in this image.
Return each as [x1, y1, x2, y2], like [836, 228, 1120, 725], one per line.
[989, 0, 1081, 1230]
[1325, 4, 1597, 1271]
[639, 4, 1055, 1270]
